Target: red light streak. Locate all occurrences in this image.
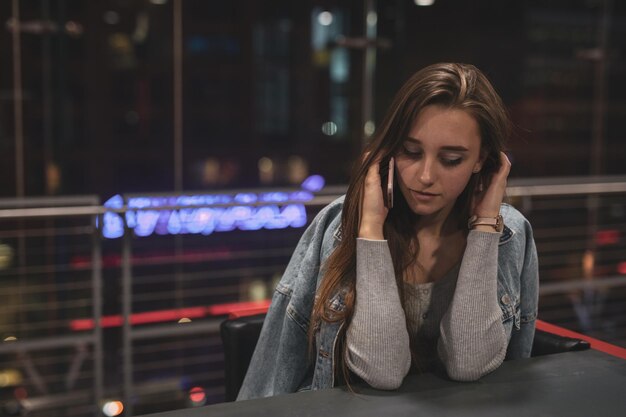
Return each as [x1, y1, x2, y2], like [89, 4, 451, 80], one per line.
[70, 300, 271, 331]
[595, 229, 620, 246]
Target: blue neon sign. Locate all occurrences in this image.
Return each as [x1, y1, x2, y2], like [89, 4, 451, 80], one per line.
[101, 176, 322, 239]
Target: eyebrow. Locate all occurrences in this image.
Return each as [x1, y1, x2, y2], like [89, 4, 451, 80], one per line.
[405, 137, 469, 152]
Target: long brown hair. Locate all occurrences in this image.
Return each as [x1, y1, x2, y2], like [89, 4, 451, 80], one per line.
[308, 62, 511, 382]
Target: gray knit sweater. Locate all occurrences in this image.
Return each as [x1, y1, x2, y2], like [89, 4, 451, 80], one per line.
[345, 230, 508, 389]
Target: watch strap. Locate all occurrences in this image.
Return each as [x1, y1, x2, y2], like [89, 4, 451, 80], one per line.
[468, 214, 504, 232]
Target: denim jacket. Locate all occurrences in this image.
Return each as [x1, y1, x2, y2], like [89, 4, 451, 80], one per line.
[237, 196, 539, 400]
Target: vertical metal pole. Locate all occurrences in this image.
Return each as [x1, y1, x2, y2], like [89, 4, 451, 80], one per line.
[585, 0, 612, 331]
[11, 0, 27, 338]
[173, 0, 184, 192]
[122, 213, 134, 416]
[173, 1, 185, 368]
[41, 0, 60, 355]
[590, 0, 611, 176]
[91, 214, 104, 416]
[361, 0, 377, 145]
[586, 0, 611, 255]
[12, 0, 24, 198]
[41, 0, 54, 192]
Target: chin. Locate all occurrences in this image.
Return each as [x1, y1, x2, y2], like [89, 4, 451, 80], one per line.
[407, 202, 440, 217]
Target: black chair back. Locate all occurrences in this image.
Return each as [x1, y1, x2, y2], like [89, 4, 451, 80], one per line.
[531, 329, 590, 356]
[220, 314, 266, 402]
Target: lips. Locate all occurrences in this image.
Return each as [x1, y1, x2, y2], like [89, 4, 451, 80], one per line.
[411, 189, 439, 202]
[414, 191, 438, 196]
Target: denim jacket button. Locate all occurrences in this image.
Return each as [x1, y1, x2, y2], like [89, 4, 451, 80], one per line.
[501, 294, 511, 305]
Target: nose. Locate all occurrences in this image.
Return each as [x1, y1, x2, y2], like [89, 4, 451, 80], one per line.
[417, 157, 436, 186]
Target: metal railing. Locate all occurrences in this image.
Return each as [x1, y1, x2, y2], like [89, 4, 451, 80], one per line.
[0, 196, 103, 417]
[0, 177, 625, 416]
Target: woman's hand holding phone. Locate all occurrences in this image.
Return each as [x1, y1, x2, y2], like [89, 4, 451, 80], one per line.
[471, 152, 511, 218]
[359, 157, 393, 240]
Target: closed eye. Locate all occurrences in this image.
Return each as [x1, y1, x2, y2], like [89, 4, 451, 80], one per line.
[401, 145, 422, 157]
[441, 157, 463, 166]
[401, 143, 465, 167]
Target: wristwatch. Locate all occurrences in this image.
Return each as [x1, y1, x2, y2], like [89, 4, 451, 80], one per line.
[468, 214, 504, 232]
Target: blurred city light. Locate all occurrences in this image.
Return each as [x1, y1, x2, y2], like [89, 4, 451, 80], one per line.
[330, 48, 349, 83]
[582, 250, 595, 278]
[318, 11, 333, 26]
[64, 21, 83, 37]
[258, 157, 274, 173]
[189, 386, 206, 406]
[0, 243, 14, 269]
[248, 279, 268, 301]
[0, 370, 22, 388]
[364, 120, 375, 136]
[595, 229, 620, 246]
[322, 121, 338, 136]
[102, 401, 124, 417]
[258, 157, 275, 185]
[366, 11, 377, 26]
[301, 175, 325, 192]
[287, 156, 309, 184]
[414, 0, 435, 6]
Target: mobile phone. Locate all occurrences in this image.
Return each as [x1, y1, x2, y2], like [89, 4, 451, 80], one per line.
[379, 157, 394, 209]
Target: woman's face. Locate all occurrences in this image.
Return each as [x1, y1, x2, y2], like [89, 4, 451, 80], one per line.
[395, 105, 484, 221]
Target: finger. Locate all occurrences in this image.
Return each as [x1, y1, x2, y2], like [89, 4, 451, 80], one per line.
[365, 160, 382, 186]
[499, 152, 511, 175]
[489, 152, 510, 186]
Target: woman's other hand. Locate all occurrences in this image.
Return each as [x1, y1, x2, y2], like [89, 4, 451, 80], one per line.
[472, 152, 511, 218]
[359, 158, 388, 240]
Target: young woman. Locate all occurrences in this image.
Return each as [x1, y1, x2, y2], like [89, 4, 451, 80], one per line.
[237, 63, 539, 400]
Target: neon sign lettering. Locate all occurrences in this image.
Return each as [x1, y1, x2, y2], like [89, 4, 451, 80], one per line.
[100, 176, 324, 239]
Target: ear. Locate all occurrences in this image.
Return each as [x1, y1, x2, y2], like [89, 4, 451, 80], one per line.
[472, 150, 487, 173]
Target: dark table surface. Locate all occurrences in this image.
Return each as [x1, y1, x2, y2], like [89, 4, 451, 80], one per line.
[142, 349, 626, 417]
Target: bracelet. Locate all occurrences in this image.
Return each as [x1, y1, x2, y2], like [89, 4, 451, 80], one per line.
[468, 214, 504, 232]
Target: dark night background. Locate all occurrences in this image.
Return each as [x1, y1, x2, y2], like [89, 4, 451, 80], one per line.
[1, 0, 625, 201]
